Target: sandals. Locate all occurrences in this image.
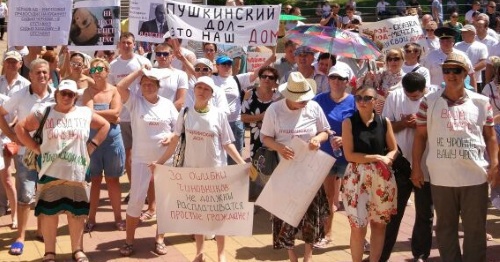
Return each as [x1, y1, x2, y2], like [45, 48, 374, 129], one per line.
[115, 221, 126, 231]
[72, 249, 89, 262]
[155, 242, 168, 255]
[42, 252, 56, 262]
[11, 220, 18, 229]
[139, 211, 156, 221]
[84, 222, 95, 233]
[119, 243, 134, 257]
[9, 241, 24, 255]
[313, 238, 332, 249]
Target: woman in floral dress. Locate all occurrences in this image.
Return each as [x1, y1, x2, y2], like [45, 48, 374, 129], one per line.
[241, 66, 281, 158]
[341, 86, 398, 262]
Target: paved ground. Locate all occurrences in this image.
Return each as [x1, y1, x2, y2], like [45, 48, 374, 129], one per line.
[0, 34, 499, 262]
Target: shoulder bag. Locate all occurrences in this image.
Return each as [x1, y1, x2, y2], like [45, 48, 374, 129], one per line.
[252, 146, 279, 185]
[380, 115, 412, 178]
[172, 107, 189, 167]
[22, 107, 51, 171]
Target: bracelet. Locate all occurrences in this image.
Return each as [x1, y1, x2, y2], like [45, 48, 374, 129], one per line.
[88, 140, 99, 148]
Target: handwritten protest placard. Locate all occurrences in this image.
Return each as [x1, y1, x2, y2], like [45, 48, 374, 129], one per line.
[8, 0, 72, 46]
[165, 0, 281, 46]
[154, 163, 254, 236]
[359, 16, 425, 54]
[247, 51, 273, 72]
[256, 137, 335, 227]
[68, 0, 121, 51]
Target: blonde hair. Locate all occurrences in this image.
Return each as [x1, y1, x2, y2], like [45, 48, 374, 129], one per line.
[89, 58, 110, 71]
[490, 56, 500, 82]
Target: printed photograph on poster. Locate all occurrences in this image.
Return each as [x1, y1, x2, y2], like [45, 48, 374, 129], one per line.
[129, 0, 169, 43]
[69, 0, 121, 51]
[7, 0, 72, 46]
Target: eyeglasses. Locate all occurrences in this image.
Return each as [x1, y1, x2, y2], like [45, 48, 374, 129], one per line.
[488, 5, 496, 8]
[156, 52, 170, 57]
[426, 29, 435, 32]
[354, 95, 375, 102]
[387, 57, 402, 62]
[451, 16, 458, 18]
[59, 90, 76, 98]
[204, 49, 215, 53]
[89, 66, 105, 74]
[70, 62, 83, 68]
[328, 75, 348, 81]
[442, 67, 463, 74]
[218, 62, 232, 67]
[260, 74, 276, 80]
[405, 49, 419, 54]
[195, 67, 211, 72]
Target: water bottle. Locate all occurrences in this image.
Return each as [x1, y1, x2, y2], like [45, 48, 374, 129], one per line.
[329, 134, 343, 158]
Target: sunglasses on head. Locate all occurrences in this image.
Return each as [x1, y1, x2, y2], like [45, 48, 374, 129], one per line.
[156, 51, 170, 57]
[89, 66, 105, 74]
[442, 67, 463, 75]
[59, 90, 76, 98]
[70, 62, 83, 68]
[328, 75, 347, 81]
[387, 57, 401, 62]
[260, 74, 276, 80]
[195, 67, 210, 72]
[354, 95, 375, 102]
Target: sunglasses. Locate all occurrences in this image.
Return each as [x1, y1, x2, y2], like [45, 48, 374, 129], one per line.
[354, 95, 375, 102]
[195, 67, 210, 72]
[89, 66, 105, 74]
[156, 52, 170, 57]
[488, 5, 496, 8]
[260, 74, 276, 80]
[59, 90, 77, 98]
[70, 62, 83, 68]
[426, 29, 435, 32]
[218, 62, 232, 67]
[328, 75, 347, 81]
[442, 67, 463, 75]
[405, 49, 418, 54]
[204, 49, 215, 53]
[387, 57, 401, 62]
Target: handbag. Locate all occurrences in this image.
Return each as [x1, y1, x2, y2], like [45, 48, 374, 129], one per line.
[172, 107, 188, 167]
[252, 146, 279, 184]
[379, 115, 412, 178]
[22, 107, 51, 171]
[3, 142, 19, 157]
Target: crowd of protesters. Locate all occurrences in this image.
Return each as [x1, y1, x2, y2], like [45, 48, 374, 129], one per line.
[0, 0, 499, 262]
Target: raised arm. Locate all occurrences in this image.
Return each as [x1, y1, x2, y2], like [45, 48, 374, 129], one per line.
[115, 69, 143, 103]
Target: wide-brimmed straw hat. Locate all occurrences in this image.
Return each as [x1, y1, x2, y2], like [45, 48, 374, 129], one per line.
[279, 72, 317, 102]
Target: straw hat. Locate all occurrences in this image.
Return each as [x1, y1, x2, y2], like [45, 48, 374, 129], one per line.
[442, 52, 470, 72]
[279, 72, 317, 102]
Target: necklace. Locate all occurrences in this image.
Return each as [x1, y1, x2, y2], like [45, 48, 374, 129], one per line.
[195, 106, 210, 113]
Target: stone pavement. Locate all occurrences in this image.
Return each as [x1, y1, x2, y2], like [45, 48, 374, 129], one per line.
[0, 35, 499, 262]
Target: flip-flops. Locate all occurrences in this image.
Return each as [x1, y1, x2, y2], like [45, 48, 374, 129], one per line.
[154, 242, 168, 255]
[9, 241, 24, 256]
[139, 211, 156, 221]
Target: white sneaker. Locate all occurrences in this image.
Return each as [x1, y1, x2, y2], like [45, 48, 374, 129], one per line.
[204, 235, 215, 240]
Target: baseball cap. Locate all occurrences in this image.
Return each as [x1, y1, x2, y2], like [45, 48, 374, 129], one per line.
[4, 51, 22, 62]
[460, 24, 476, 34]
[215, 56, 232, 65]
[195, 76, 217, 91]
[195, 58, 213, 71]
[57, 80, 79, 93]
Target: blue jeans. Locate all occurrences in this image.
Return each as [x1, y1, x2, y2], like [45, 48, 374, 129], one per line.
[228, 120, 244, 165]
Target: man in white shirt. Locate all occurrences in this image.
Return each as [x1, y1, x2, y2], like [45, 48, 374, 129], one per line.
[465, 1, 482, 24]
[421, 27, 476, 89]
[109, 32, 152, 202]
[0, 51, 30, 96]
[475, 16, 499, 54]
[0, 59, 54, 256]
[455, 24, 488, 91]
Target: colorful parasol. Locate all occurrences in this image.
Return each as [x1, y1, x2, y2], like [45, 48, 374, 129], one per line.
[279, 14, 306, 21]
[286, 25, 381, 60]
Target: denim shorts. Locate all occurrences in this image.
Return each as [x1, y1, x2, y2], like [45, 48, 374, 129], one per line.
[119, 122, 132, 150]
[494, 124, 500, 142]
[329, 161, 348, 178]
[89, 135, 125, 178]
[228, 120, 245, 165]
[14, 155, 38, 204]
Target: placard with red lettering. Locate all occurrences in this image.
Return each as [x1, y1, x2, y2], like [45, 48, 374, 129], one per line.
[165, 0, 281, 46]
[154, 163, 254, 236]
[247, 51, 272, 72]
[7, 0, 72, 46]
[359, 16, 425, 54]
[68, 0, 121, 51]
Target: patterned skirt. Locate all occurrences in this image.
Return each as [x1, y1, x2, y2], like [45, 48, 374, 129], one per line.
[35, 175, 90, 217]
[342, 161, 397, 228]
[272, 186, 330, 249]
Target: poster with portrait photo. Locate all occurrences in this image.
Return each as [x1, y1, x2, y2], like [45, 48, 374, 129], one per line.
[7, 0, 72, 46]
[68, 0, 121, 51]
[129, 0, 169, 43]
